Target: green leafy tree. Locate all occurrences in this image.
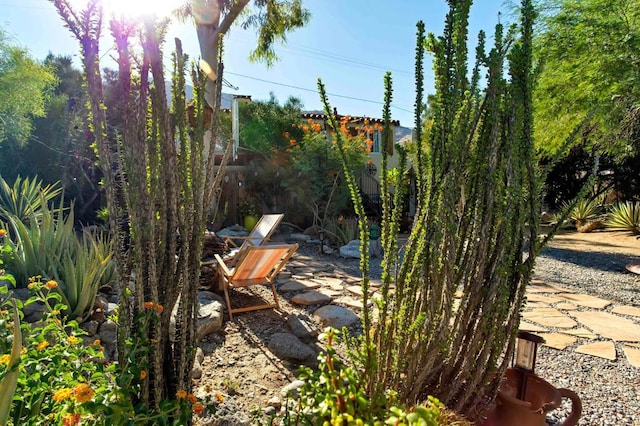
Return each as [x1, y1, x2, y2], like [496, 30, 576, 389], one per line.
[239, 93, 304, 154]
[50, 0, 309, 420]
[534, 0, 640, 156]
[0, 29, 56, 145]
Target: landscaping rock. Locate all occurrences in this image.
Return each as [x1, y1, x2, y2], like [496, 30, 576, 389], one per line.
[99, 320, 118, 345]
[313, 305, 359, 328]
[197, 298, 224, 340]
[287, 313, 318, 339]
[267, 333, 315, 362]
[291, 290, 332, 306]
[280, 380, 306, 398]
[80, 320, 100, 336]
[339, 239, 382, 259]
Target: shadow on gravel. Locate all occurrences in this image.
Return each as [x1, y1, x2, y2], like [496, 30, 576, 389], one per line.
[540, 246, 638, 274]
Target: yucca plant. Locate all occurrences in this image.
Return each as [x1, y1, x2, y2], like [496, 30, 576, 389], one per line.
[606, 201, 640, 234]
[0, 175, 62, 227]
[5, 199, 114, 320]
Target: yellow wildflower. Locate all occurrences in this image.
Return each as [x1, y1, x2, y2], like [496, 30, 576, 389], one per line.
[0, 229, 6, 238]
[67, 336, 79, 345]
[215, 392, 224, 403]
[36, 341, 49, 350]
[74, 383, 94, 403]
[53, 387, 74, 402]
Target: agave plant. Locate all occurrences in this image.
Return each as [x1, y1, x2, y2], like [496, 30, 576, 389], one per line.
[606, 201, 640, 234]
[560, 198, 602, 232]
[0, 175, 62, 228]
[5, 199, 114, 320]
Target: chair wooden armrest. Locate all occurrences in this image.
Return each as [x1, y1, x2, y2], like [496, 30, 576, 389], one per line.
[214, 254, 231, 276]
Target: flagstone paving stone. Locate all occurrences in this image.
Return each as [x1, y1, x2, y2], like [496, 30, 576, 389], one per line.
[569, 311, 640, 341]
[622, 346, 640, 368]
[525, 293, 565, 304]
[315, 287, 343, 298]
[527, 280, 573, 293]
[559, 327, 598, 339]
[538, 332, 577, 350]
[334, 296, 371, 310]
[346, 285, 377, 297]
[518, 321, 548, 332]
[310, 277, 345, 291]
[611, 305, 640, 318]
[523, 301, 551, 309]
[291, 291, 332, 306]
[279, 280, 321, 292]
[522, 307, 578, 328]
[555, 293, 612, 309]
[555, 302, 578, 311]
[576, 341, 617, 360]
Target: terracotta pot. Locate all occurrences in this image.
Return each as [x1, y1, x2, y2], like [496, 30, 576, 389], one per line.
[482, 368, 582, 426]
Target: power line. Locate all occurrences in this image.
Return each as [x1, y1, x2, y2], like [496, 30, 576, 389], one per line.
[224, 71, 413, 114]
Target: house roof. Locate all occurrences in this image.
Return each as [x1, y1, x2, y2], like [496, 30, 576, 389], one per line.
[301, 111, 400, 127]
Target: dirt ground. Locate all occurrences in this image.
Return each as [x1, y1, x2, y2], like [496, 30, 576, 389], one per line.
[193, 228, 640, 424]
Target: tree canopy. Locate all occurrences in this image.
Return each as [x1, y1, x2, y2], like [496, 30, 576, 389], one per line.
[534, 0, 640, 157]
[0, 29, 56, 145]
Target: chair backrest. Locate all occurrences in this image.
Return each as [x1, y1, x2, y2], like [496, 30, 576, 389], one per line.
[240, 213, 284, 250]
[232, 244, 297, 281]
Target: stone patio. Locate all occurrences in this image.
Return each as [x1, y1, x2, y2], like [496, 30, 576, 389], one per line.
[277, 255, 640, 368]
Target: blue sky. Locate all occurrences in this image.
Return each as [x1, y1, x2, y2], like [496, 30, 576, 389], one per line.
[3, 0, 515, 128]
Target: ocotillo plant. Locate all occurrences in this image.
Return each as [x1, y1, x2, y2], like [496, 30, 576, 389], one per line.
[51, 0, 230, 413]
[322, 0, 542, 420]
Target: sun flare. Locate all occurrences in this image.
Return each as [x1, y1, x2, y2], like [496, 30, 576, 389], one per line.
[68, 0, 181, 19]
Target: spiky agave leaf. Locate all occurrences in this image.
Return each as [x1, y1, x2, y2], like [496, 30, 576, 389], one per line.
[606, 201, 640, 234]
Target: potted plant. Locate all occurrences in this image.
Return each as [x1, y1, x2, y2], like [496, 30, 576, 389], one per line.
[239, 198, 259, 231]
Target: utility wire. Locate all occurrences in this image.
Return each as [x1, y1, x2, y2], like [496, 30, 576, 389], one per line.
[225, 71, 413, 114]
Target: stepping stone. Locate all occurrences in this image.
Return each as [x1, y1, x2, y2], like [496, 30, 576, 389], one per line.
[334, 296, 370, 310]
[522, 308, 578, 328]
[313, 277, 344, 290]
[279, 280, 320, 292]
[526, 293, 565, 304]
[555, 293, 612, 309]
[576, 341, 616, 360]
[539, 333, 577, 350]
[623, 346, 640, 368]
[292, 273, 314, 280]
[313, 305, 360, 328]
[626, 263, 640, 275]
[570, 311, 640, 342]
[519, 321, 548, 333]
[291, 291, 332, 306]
[316, 287, 342, 298]
[612, 305, 640, 318]
[555, 302, 578, 311]
[346, 285, 376, 297]
[560, 328, 598, 339]
[527, 280, 572, 293]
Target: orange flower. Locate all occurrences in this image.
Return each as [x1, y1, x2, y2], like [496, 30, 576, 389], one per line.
[215, 392, 224, 403]
[193, 402, 205, 415]
[53, 387, 73, 402]
[0, 229, 6, 238]
[312, 123, 321, 132]
[36, 341, 49, 351]
[144, 301, 154, 309]
[74, 383, 94, 403]
[188, 393, 197, 403]
[176, 390, 187, 399]
[154, 304, 164, 314]
[45, 280, 58, 289]
[289, 139, 296, 146]
[62, 413, 81, 426]
[140, 370, 147, 380]
[92, 339, 101, 346]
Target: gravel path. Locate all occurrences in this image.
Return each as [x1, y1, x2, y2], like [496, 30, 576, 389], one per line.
[532, 248, 640, 426]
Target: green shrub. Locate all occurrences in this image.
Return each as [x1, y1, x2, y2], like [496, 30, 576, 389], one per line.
[260, 328, 453, 426]
[0, 279, 217, 425]
[4, 201, 114, 321]
[559, 197, 603, 232]
[606, 201, 640, 234]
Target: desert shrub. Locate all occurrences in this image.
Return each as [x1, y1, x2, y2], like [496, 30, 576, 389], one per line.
[606, 201, 640, 234]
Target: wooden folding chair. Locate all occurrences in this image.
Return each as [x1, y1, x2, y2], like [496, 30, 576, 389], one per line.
[224, 213, 285, 266]
[214, 243, 298, 319]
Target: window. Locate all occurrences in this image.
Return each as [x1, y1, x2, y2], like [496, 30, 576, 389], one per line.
[369, 129, 382, 153]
